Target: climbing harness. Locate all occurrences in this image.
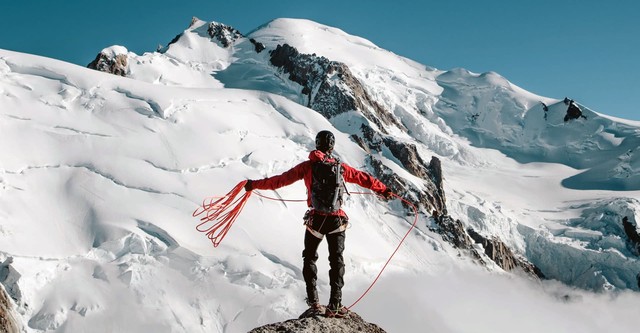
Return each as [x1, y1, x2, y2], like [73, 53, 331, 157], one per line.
[303, 210, 349, 240]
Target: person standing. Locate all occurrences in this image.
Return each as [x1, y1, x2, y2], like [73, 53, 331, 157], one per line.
[244, 130, 392, 317]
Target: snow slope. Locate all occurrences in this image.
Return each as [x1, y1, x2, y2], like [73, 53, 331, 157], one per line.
[1, 17, 639, 333]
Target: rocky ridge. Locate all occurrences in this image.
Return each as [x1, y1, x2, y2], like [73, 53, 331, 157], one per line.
[207, 21, 244, 48]
[269, 44, 401, 132]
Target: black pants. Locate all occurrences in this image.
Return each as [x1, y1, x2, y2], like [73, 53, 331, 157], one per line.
[302, 213, 346, 305]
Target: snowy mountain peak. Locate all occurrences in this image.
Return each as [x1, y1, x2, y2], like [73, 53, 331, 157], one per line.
[250, 18, 378, 49]
[187, 16, 207, 29]
[2, 16, 640, 333]
[438, 68, 514, 90]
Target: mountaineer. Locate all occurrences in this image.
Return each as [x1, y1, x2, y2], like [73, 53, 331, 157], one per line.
[244, 130, 392, 318]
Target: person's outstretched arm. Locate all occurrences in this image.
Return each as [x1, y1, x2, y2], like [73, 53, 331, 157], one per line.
[342, 163, 388, 194]
[246, 161, 309, 191]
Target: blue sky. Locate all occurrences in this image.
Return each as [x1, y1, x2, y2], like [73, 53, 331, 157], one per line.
[2, 0, 638, 120]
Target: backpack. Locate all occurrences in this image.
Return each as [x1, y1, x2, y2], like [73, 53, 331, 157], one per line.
[310, 156, 346, 213]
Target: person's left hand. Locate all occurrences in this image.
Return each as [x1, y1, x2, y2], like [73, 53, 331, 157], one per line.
[244, 180, 254, 191]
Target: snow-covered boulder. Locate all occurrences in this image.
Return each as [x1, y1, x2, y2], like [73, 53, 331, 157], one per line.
[87, 45, 129, 76]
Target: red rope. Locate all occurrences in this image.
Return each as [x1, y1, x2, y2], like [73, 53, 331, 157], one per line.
[346, 192, 418, 310]
[193, 185, 418, 309]
[193, 180, 252, 247]
[252, 191, 307, 202]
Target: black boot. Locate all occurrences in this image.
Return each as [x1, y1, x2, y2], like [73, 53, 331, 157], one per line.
[306, 287, 319, 307]
[304, 287, 324, 315]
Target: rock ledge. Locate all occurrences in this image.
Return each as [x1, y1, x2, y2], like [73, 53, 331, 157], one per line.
[248, 308, 386, 333]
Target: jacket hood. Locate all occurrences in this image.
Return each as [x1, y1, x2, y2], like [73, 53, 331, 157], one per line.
[308, 150, 336, 162]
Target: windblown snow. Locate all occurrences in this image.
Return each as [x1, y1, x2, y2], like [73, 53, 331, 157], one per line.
[1, 17, 639, 333]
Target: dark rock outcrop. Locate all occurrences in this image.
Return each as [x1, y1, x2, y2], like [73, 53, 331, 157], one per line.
[563, 98, 587, 122]
[207, 22, 243, 47]
[366, 154, 435, 213]
[87, 49, 128, 77]
[269, 44, 402, 132]
[623, 216, 640, 255]
[248, 309, 386, 333]
[0, 283, 19, 333]
[164, 18, 261, 55]
[435, 216, 480, 258]
[0, 258, 21, 304]
[382, 137, 447, 215]
[165, 33, 183, 49]
[250, 38, 266, 53]
[468, 229, 545, 277]
[355, 125, 445, 215]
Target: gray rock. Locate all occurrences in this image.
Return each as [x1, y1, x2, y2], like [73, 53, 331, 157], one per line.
[0, 285, 19, 333]
[0, 258, 21, 303]
[248, 309, 386, 333]
[207, 22, 243, 48]
[87, 51, 128, 77]
[269, 44, 401, 132]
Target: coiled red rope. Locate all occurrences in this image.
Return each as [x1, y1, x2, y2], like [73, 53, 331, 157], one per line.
[193, 180, 252, 247]
[193, 182, 419, 309]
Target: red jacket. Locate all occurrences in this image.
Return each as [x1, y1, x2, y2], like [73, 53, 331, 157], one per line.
[251, 150, 387, 216]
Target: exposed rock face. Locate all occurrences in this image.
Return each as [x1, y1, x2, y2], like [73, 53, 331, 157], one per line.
[435, 215, 480, 256]
[563, 99, 587, 122]
[250, 38, 266, 53]
[248, 309, 386, 333]
[623, 216, 640, 255]
[207, 22, 243, 47]
[354, 125, 445, 215]
[87, 48, 128, 77]
[163, 19, 257, 54]
[0, 258, 21, 304]
[383, 137, 447, 215]
[166, 33, 183, 49]
[366, 154, 435, 213]
[468, 229, 545, 277]
[0, 283, 19, 333]
[269, 44, 401, 132]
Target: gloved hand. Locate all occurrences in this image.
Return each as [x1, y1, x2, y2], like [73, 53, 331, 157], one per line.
[244, 180, 254, 192]
[380, 188, 393, 200]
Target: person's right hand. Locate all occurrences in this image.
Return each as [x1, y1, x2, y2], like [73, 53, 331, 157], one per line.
[380, 188, 393, 200]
